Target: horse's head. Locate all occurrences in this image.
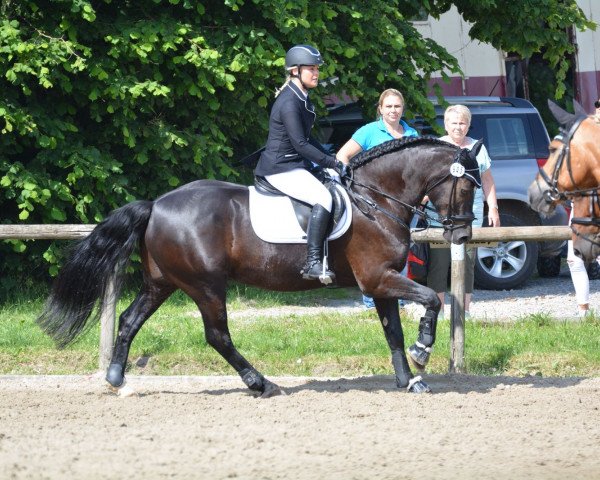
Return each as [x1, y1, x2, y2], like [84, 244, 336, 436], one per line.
[570, 191, 600, 263]
[425, 139, 482, 244]
[528, 100, 600, 217]
[347, 137, 479, 245]
[528, 136, 566, 216]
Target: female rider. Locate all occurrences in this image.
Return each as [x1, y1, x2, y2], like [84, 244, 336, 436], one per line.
[254, 45, 347, 283]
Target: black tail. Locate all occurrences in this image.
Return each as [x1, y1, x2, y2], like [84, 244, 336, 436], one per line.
[37, 200, 154, 348]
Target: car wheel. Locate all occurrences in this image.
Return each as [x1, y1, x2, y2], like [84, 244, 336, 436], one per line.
[537, 254, 562, 277]
[474, 207, 539, 290]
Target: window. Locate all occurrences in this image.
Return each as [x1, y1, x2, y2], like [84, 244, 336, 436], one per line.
[409, 7, 429, 22]
[485, 117, 533, 158]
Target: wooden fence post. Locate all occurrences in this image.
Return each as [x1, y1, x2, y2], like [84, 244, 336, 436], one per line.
[449, 243, 466, 373]
[98, 276, 116, 371]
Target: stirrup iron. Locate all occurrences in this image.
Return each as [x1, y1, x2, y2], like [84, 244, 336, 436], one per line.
[319, 254, 333, 285]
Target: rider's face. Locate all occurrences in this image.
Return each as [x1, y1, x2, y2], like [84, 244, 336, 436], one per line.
[295, 65, 320, 89]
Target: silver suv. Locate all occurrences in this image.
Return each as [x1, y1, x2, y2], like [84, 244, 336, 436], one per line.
[318, 96, 568, 290]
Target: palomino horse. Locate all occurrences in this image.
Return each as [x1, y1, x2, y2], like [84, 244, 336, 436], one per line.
[37, 137, 482, 396]
[528, 100, 600, 262]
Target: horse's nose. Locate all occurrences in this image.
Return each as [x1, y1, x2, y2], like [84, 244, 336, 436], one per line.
[445, 226, 471, 245]
[453, 234, 469, 245]
[454, 225, 472, 244]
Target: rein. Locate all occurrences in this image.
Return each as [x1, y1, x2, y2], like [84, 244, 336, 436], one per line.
[339, 147, 475, 232]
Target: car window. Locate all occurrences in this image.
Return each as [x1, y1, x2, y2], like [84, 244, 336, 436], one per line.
[484, 116, 534, 159]
[317, 123, 363, 152]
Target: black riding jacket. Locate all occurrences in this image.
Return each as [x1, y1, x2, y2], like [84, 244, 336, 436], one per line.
[255, 82, 337, 176]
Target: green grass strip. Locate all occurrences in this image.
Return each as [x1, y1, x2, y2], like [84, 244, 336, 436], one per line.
[1, 286, 599, 378]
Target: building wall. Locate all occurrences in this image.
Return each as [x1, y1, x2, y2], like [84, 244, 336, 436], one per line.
[416, 2, 599, 106]
[413, 5, 506, 97]
[574, 0, 600, 110]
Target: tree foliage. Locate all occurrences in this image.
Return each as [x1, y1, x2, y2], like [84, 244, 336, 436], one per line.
[0, 0, 593, 284]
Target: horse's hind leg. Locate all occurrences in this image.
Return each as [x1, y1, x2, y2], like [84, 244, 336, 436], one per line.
[106, 284, 175, 388]
[374, 298, 431, 394]
[190, 284, 284, 398]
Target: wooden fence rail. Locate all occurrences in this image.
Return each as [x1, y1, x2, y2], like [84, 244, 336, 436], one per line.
[1, 224, 573, 373]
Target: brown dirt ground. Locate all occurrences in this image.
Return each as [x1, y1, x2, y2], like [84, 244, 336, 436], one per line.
[1, 373, 599, 479]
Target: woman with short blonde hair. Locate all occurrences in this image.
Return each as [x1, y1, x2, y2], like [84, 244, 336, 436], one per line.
[424, 104, 500, 319]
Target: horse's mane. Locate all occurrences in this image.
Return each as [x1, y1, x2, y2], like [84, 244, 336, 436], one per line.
[349, 136, 458, 169]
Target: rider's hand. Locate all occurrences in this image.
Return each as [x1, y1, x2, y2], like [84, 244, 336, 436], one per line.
[334, 160, 349, 179]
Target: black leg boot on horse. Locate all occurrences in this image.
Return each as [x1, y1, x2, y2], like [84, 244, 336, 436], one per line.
[301, 204, 336, 284]
[407, 309, 438, 371]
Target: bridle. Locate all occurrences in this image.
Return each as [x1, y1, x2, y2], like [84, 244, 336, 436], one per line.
[537, 116, 586, 202]
[537, 115, 600, 245]
[340, 147, 477, 232]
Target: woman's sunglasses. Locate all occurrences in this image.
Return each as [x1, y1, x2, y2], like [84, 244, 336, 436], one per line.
[595, 100, 600, 108]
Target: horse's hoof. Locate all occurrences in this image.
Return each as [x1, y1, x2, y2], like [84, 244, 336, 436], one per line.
[260, 381, 286, 399]
[408, 343, 431, 371]
[107, 379, 138, 397]
[407, 376, 431, 394]
[116, 381, 138, 398]
[106, 363, 124, 388]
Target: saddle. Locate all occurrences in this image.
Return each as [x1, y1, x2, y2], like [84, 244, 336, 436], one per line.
[248, 173, 352, 244]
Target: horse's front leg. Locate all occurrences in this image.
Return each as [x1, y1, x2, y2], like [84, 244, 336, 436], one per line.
[404, 284, 442, 372]
[368, 269, 442, 379]
[374, 298, 431, 394]
[407, 310, 438, 372]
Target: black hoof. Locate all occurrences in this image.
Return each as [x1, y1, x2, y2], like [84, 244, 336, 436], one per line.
[261, 380, 286, 398]
[106, 363, 124, 388]
[407, 376, 431, 394]
[408, 343, 431, 371]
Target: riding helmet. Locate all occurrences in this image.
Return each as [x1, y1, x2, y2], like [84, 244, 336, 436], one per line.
[285, 45, 323, 70]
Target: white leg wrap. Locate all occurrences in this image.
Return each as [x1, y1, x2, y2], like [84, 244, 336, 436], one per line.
[415, 341, 433, 353]
[407, 376, 423, 392]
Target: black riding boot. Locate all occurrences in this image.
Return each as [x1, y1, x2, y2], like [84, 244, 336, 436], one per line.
[301, 204, 336, 284]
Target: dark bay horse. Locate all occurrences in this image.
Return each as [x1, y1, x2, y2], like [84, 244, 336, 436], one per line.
[528, 100, 600, 262]
[37, 137, 481, 396]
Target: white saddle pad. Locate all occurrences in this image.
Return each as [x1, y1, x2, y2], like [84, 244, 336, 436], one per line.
[248, 183, 352, 244]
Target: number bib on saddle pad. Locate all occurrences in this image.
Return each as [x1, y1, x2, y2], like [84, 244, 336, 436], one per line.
[248, 181, 352, 244]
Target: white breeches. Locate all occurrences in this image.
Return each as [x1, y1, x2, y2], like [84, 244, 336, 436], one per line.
[266, 168, 332, 212]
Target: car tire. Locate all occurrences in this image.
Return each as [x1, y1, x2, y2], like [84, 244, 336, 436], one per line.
[537, 254, 562, 277]
[474, 206, 539, 290]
